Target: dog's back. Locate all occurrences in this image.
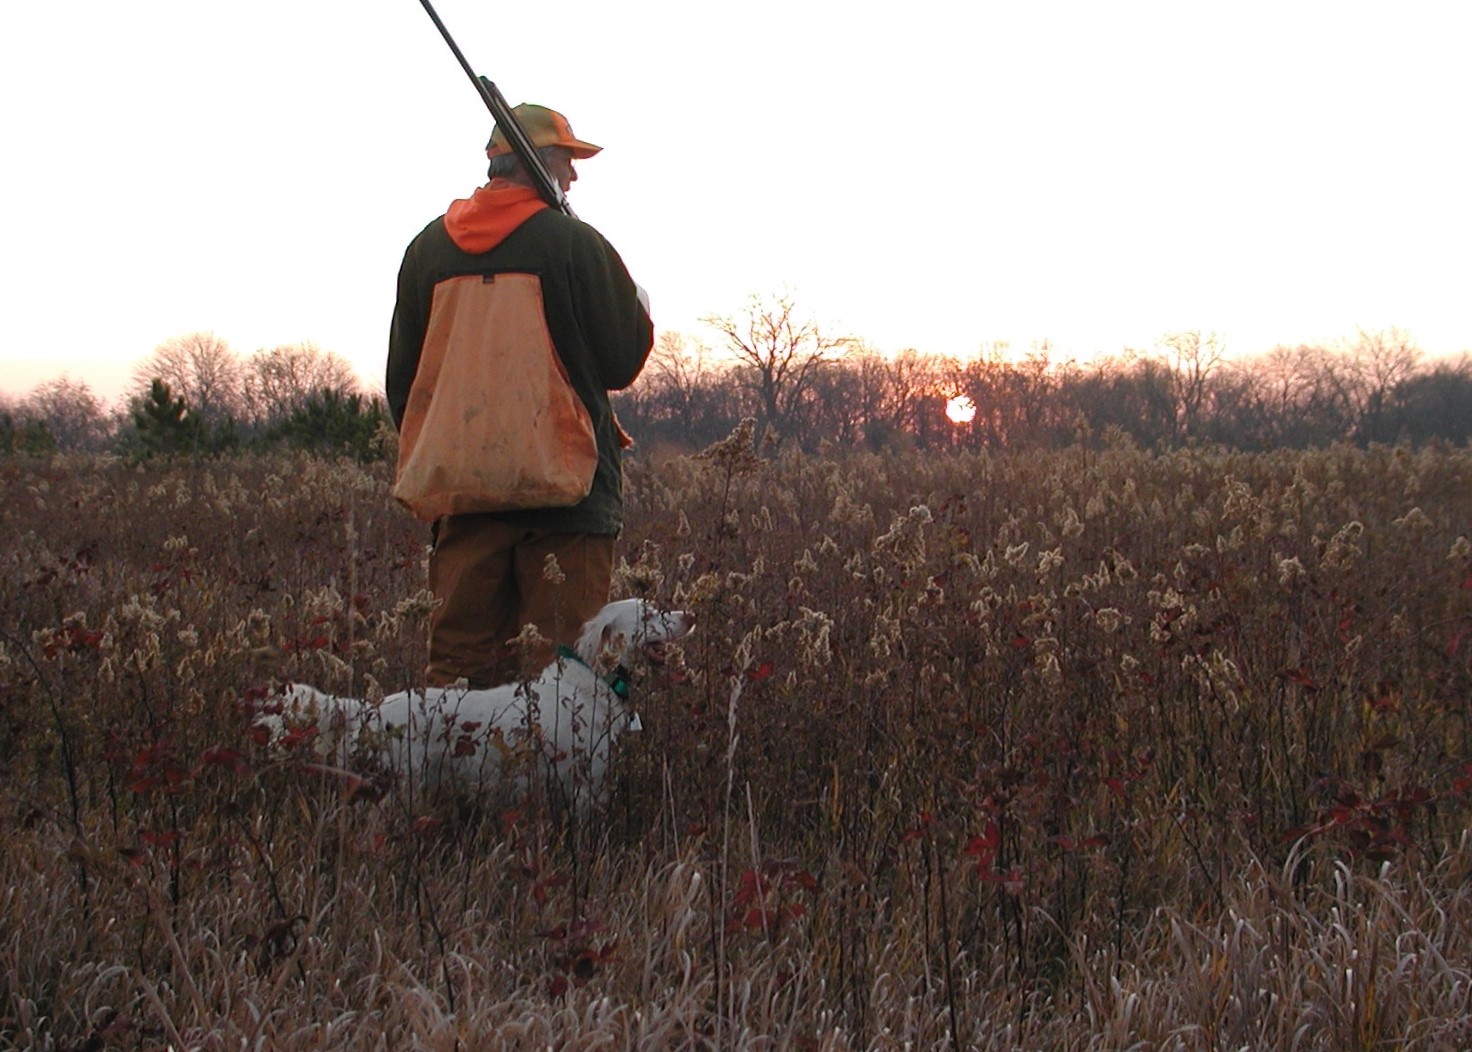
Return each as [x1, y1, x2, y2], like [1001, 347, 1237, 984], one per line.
[370, 656, 622, 800]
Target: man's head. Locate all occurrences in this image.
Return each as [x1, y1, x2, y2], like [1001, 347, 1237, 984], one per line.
[486, 104, 600, 192]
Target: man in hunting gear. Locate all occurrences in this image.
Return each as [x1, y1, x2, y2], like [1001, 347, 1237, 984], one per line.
[387, 103, 653, 687]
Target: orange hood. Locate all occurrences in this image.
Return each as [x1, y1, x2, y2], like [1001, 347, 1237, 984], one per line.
[442, 181, 549, 253]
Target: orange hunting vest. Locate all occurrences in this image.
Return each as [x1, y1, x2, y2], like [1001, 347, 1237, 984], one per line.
[392, 272, 597, 522]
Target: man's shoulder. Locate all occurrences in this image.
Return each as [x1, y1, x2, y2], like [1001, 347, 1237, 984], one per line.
[519, 208, 610, 246]
[398, 216, 454, 266]
[407, 215, 451, 247]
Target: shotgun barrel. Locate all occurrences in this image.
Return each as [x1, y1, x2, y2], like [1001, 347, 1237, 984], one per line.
[415, 0, 574, 216]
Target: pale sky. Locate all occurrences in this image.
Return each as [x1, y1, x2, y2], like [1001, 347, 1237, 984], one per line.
[2, 1, 1468, 403]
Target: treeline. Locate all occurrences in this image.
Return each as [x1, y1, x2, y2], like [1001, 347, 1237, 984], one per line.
[7, 318, 1471, 460]
[616, 313, 1472, 454]
[1, 334, 388, 461]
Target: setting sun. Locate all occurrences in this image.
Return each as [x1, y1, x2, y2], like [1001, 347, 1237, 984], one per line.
[945, 395, 977, 424]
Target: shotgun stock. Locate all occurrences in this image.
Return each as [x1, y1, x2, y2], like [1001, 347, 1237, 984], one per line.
[415, 0, 574, 216]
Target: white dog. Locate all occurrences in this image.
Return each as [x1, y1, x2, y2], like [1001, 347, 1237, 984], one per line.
[263, 598, 694, 807]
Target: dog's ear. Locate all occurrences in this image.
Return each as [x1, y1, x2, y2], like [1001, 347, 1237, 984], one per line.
[599, 621, 628, 661]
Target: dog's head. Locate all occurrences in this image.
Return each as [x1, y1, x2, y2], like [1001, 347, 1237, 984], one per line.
[575, 598, 695, 672]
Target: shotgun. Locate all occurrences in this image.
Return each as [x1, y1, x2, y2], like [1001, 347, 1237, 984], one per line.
[414, 0, 574, 217]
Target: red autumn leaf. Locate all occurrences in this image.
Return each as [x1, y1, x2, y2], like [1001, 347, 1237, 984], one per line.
[746, 661, 775, 682]
[531, 873, 569, 907]
[744, 908, 774, 930]
[902, 811, 934, 842]
[965, 822, 1001, 856]
[731, 868, 767, 908]
[199, 745, 246, 771]
[1052, 834, 1110, 852]
[280, 725, 319, 749]
[140, 829, 179, 851]
[787, 869, 820, 892]
[1367, 687, 1399, 713]
[132, 741, 170, 769]
[1280, 667, 1318, 691]
[976, 864, 1027, 893]
[453, 737, 477, 757]
[117, 846, 147, 866]
[1452, 767, 1472, 797]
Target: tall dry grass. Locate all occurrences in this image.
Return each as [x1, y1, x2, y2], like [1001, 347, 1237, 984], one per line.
[2, 439, 1470, 1049]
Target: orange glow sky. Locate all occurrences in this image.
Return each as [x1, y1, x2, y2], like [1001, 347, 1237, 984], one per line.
[2, 0, 1468, 403]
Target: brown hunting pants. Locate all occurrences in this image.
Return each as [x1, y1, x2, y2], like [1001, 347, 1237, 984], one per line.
[425, 517, 615, 688]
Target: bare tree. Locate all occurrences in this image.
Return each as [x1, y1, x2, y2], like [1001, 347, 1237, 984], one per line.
[1160, 330, 1227, 441]
[22, 376, 112, 451]
[242, 342, 361, 425]
[130, 332, 244, 423]
[806, 344, 883, 449]
[957, 343, 1014, 448]
[645, 331, 715, 438]
[701, 291, 850, 442]
[804, 344, 908, 451]
[883, 349, 950, 450]
[1230, 344, 1353, 446]
[1336, 326, 1422, 444]
[1071, 354, 1177, 449]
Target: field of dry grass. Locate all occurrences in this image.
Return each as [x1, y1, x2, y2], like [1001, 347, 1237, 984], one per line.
[3, 436, 1471, 1049]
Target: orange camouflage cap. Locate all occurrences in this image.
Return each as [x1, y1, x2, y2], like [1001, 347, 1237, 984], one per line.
[486, 104, 602, 159]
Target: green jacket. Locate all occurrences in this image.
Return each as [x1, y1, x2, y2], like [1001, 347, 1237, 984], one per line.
[387, 191, 652, 534]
